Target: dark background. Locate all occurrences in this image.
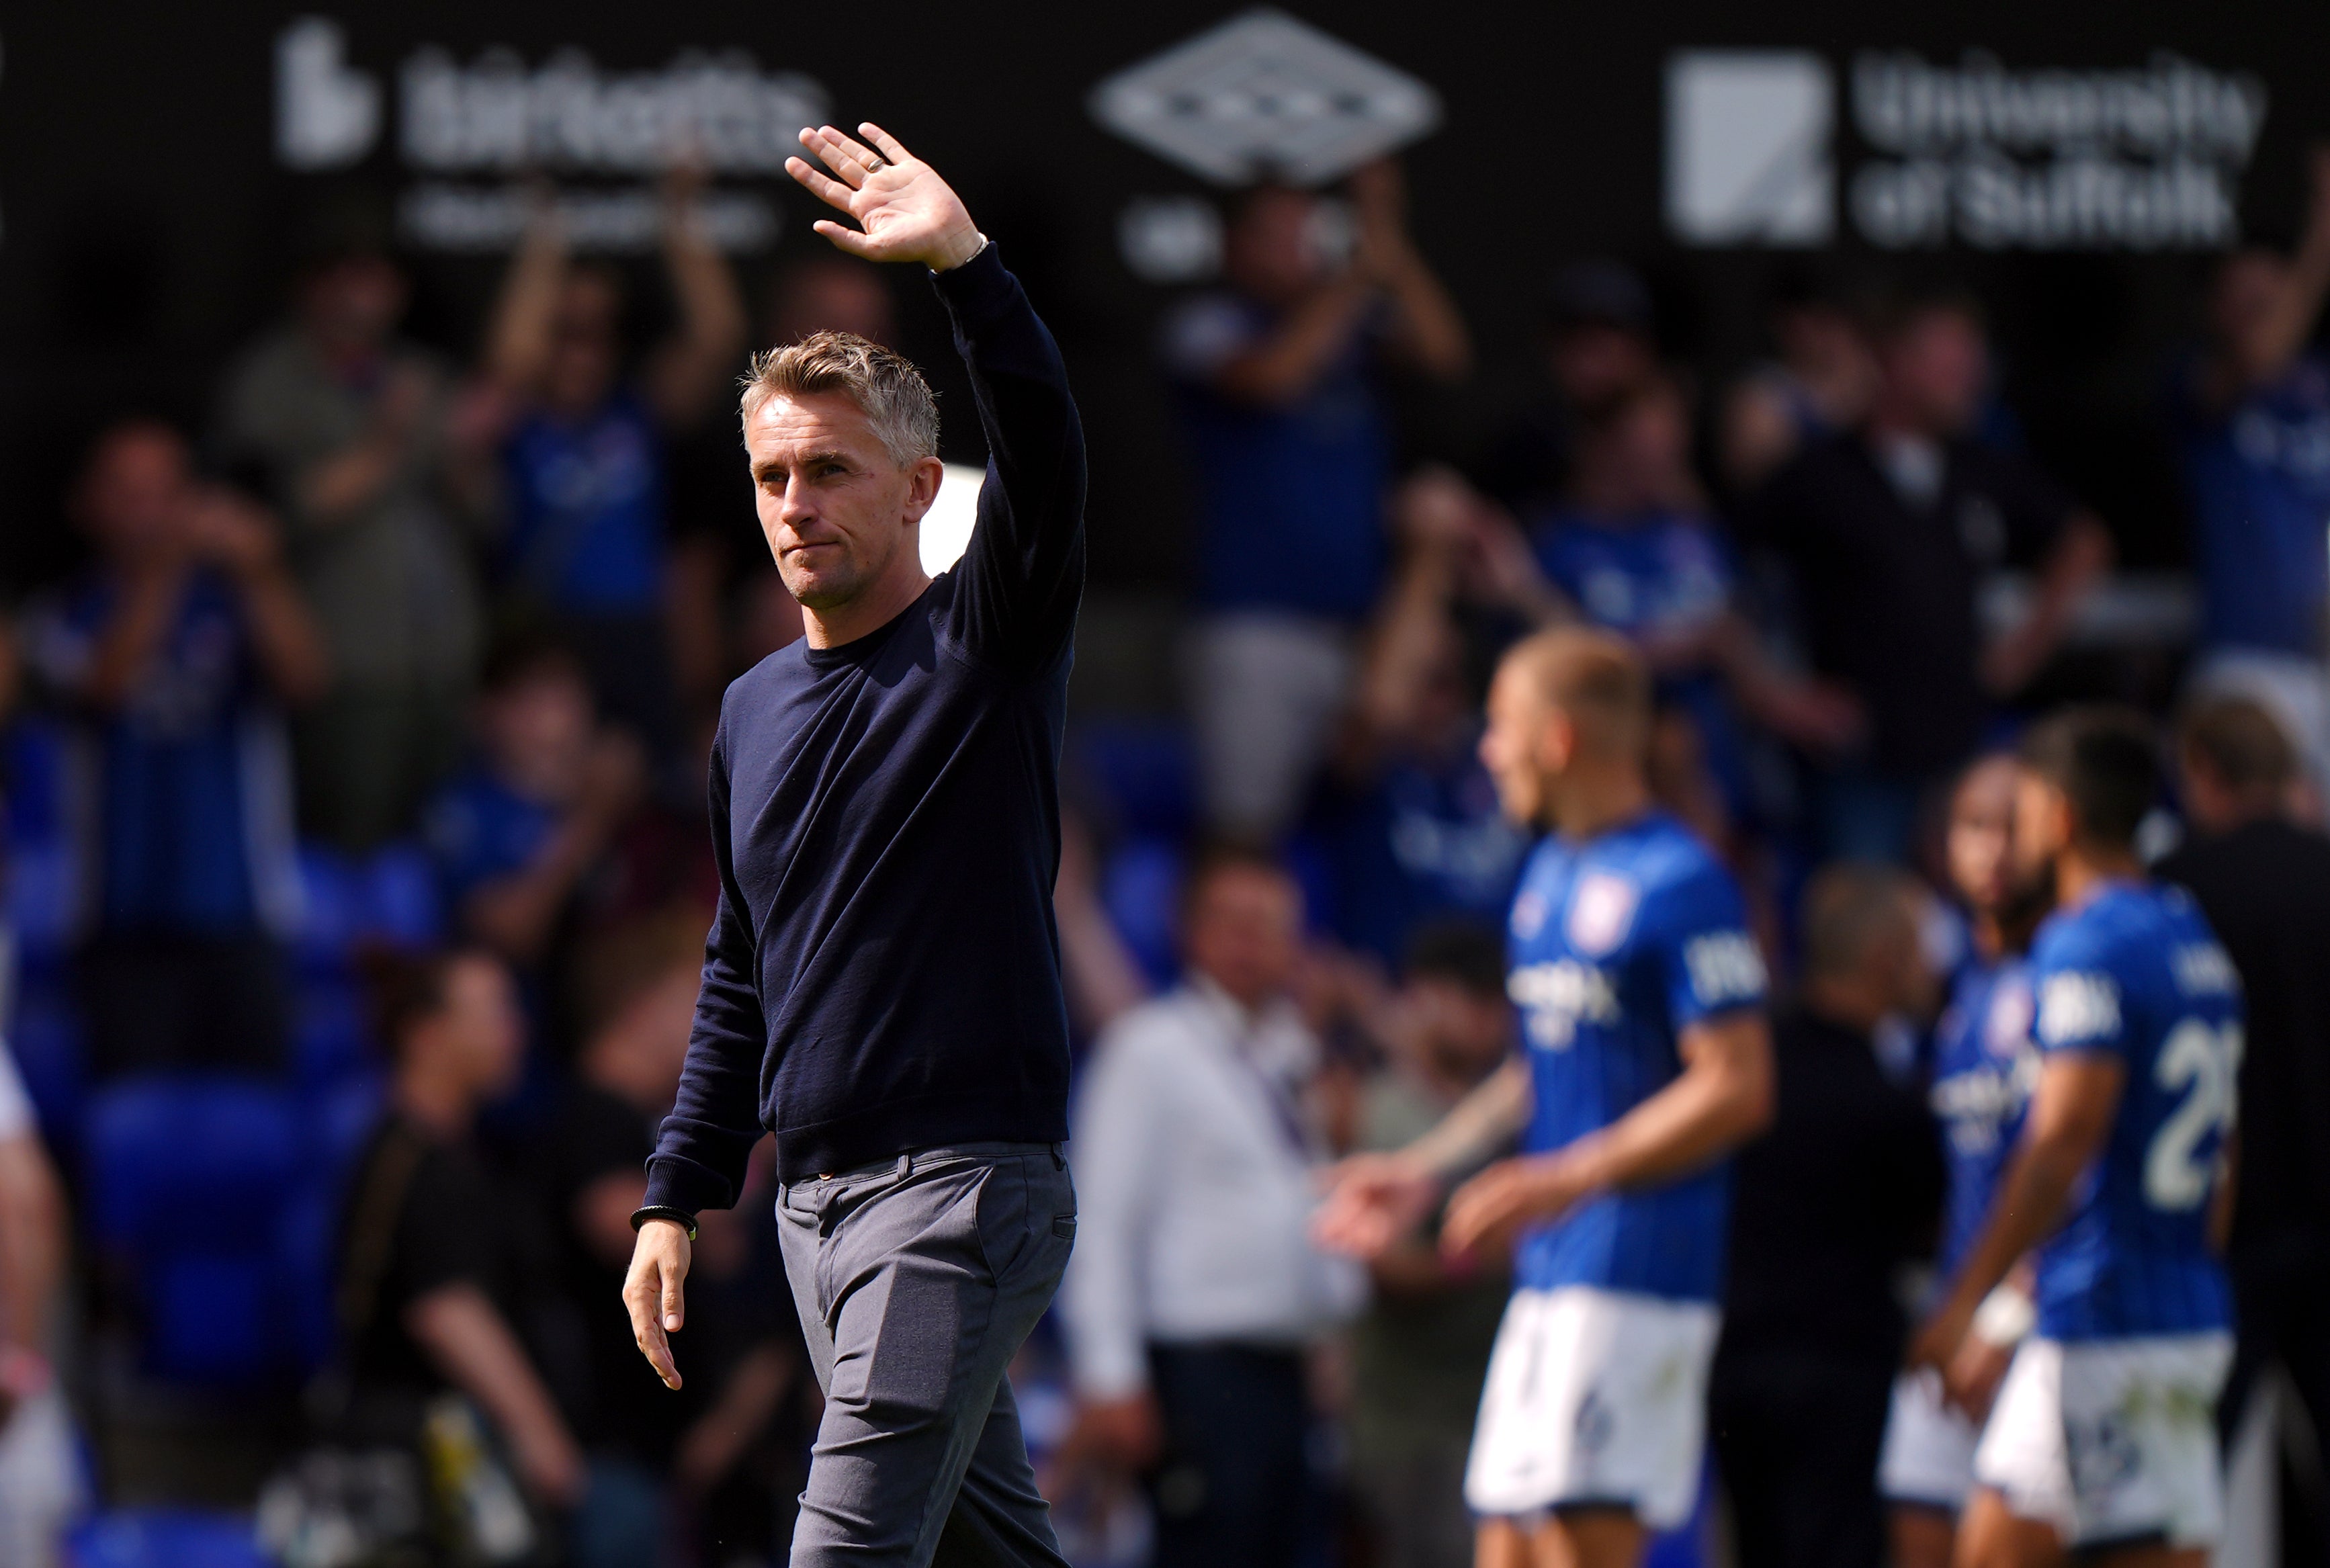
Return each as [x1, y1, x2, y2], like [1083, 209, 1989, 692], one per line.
[3, 2, 2326, 603]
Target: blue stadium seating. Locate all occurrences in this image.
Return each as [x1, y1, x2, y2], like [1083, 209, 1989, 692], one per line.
[1071, 720, 1198, 843]
[67, 1509, 265, 1568]
[85, 1070, 385, 1383]
[1100, 836, 1184, 990]
[85, 1076, 306, 1383]
[9, 974, 86, 1146]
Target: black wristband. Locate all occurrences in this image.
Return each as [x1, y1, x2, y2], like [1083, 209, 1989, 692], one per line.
[630, 1205, 697, 1241]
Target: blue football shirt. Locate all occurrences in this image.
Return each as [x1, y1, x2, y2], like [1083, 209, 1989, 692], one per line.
[2028, 881, 2240, 1340]
[26, 569, 302, 938]
[501, 390, 666, 615]
[421, 767, 560, 910]
[1928, 955, 2038, 1278]
[1163, 292, 1391, 621]
[1504, 811, 1766, 1303]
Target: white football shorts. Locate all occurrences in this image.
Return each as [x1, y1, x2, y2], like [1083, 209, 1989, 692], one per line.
[1972, 1332, 2233, 1549]
[1463, 1284, 1720, 1530]
[1879, 1367, 1983, 1510]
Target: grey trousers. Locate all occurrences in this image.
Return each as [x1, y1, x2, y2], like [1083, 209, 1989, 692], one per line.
[776, 1143, 1077, 1568]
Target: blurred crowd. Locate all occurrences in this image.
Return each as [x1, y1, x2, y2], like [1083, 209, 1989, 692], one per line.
[0, 138, 2326, 1568]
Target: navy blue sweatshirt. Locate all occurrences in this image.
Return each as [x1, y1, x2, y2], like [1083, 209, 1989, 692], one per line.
[645, 244, 1084, 1202]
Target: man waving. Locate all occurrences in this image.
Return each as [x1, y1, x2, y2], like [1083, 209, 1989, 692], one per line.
[624, 124, 1084, 1567]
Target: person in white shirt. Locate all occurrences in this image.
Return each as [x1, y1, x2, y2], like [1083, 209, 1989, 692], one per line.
[0, 1036, 77, 1568]
[1058, 844, 1364, 1568]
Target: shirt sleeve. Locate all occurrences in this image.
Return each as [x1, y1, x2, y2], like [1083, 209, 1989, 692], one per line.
[930, 243, 1088, 674]
[1059, 1017, 1166, 1399]
[392, 1145, 500, 1301]
[646, 725, 772, 1215]
[2031, 932, 2134, 1063]
[1652, 859, 1769, 1030]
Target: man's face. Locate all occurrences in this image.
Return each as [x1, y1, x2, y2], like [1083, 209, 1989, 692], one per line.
[1549, 323, 1655, 414]
[1183, 865, 1303, 1007]
[1946, 757, 2020, 914]
[1225, 188, 1325, 308]
[544, 272, 623, 415]
[1480, 664, 1561, 828]
[78, 426, 193, 558]
[747, 390, 940, 612]
[2008, 767, 2070, 902]
[300, 255, 406, 356]
[442, 955, 527, 1099]
[480, 666, 595, 801]
[2209, 251, 2288, 372]
[1883, 310, 1988, 436]
[1406, 977, 1514, 1080]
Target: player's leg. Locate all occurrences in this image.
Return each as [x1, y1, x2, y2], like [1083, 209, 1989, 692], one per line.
[1527, 1506, 1644, 1568]
[1954, 1487, 2064, 1568]
[1476, 1516, 1535, 1568]
[1892, 1505, 1958, 1568]
[1881, 1368, 1984, 1568]
[779, 1146, 1075, 1568]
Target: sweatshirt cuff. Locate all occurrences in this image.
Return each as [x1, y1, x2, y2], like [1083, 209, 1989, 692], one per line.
[642, 1152, 736, 1217]
[930, 238, 1015, 323]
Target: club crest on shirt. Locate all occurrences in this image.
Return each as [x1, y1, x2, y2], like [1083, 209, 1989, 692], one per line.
[1565, 872, 1639, 956]
[1984, 977, 2034, 1058]
[1511, 889, 1549, 941]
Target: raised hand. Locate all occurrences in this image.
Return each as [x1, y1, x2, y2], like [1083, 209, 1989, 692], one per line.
[786, 123, 984, 273]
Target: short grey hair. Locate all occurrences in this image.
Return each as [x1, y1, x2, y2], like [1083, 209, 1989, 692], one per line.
[739, 330, 939, 468]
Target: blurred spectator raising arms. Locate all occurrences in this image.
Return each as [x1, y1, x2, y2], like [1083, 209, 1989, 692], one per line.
[1059, 846, 1365, 1568]
[1344, 923, 1520, 1568]
[2176, 146, 2330, 796]
[1168, 162, 1471, 840]
[0, 1041, 76, 1568]
[24, 422, 327, 1075]
[480, 168, 746, 761]
[1473, 261, 1662, 519]
[1313, 470, 1530, 967]
[1749, 292, 2112, 861]
[218, 222, 496, 850]
[1518, 377, 1864, 833]
[1719, 271, 1881, 496]
[2158, 696, 2330, 1565]
[1710, 864, 1944, 1568]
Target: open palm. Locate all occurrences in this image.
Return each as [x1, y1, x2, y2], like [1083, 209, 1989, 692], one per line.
[786, 123, 984, 272]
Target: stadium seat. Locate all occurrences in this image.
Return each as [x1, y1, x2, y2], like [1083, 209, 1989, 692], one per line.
[8, 973, 86, 1143]
[5, 837, 79, 968]
[67, 1508, 265, 1568]
[1099, 835, 1183, 990]
[291, 973, 372, 1088]
[3, 717, 68, 848]
[277, 1074, 384, 1373]
[1071, 720, 1198, 843]
[85, 1076, 306, 1383]
[361, 841, 444, 949]
[292, 847, 362, 975]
